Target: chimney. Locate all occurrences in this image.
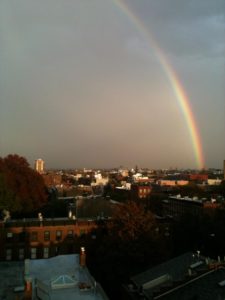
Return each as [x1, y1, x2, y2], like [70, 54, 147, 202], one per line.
[24, 259, 30, 279]
[24, 278, 32, 300]
[25, 279, 32, 292]
[80, 247, 86, 267]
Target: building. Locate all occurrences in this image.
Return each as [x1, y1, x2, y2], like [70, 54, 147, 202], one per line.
[131, 183, 152, 200]
[124, 252, 225, 300]
[162, 195, 219, 219]
[0, 253, 109, 300]
[162, 195, 203, 218]
[157, 179, 189, 186]
[0, 217, 97, 261]
[34, 158, 45, 174]
[42, 173, 62, 187]
[23, 252, 109, 300]
[189, 173, 208, 182]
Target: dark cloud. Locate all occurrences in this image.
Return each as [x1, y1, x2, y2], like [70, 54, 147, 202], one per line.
[127, 0, 225, 57]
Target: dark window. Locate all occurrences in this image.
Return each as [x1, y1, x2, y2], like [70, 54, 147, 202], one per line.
[30, 231, 38, 242]
[56, 230, 62, 241]
[44, 231, 50, 241]
[6, 249, 12, 260]
[19, 232, 26, 242]
[79, 229, 85, 237]
[67, 230, 74, 239]
[19, 248, 24, 260]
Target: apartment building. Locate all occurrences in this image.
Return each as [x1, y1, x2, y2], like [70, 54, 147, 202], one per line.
[0, 218, 97, 261]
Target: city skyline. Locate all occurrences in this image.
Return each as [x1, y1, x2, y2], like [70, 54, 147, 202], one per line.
[0, 0, 224, 169]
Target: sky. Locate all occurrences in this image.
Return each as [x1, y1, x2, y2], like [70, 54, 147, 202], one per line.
[0, 0, 224, 170]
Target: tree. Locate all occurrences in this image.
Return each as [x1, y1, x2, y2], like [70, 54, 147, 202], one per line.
[108, 200, 156, 241]
[0, 154, 47, 216]
[85, 201, 168, 299]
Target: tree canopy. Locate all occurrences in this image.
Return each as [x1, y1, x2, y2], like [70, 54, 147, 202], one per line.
[108, 200, 156, 241]
[0, 154, 47, 216]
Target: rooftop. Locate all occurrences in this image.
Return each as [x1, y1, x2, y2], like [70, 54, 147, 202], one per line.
[0, 261, 24, 300]
[26, 254, 109, 300]
[129, 252, 225, 300]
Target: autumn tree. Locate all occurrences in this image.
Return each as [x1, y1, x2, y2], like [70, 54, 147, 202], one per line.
[108, 200, 156, 241]
[86, 201, 169, 299]
[0, 154, 47, 216]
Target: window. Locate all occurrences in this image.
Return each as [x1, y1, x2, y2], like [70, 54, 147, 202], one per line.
[19, 248, 24, 260]
[56, 230, 62, 241]
[44, 231, 50, 241]
[6, 249, 12, 260]
[6, 232, 13, 239]
[43, 247, 49, 258]
[19, 232, 26, 242]
[30, 231, 38, 242]
[31, 248, 37, 259]
[79, 229, 85, 237]
[67, 230, 74, 239]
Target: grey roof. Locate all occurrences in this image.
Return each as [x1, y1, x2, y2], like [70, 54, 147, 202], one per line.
[130, 253, 225, 300]
[155, 267, 225, 300]
[0, 261, 24, 300]
[131, 252, 201, 288]
[27, 254, 109, 300]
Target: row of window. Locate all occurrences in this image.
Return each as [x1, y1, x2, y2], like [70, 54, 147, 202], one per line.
[139, 188, 150, 194]
[6, 229, 77, 241]
[6, 247, 50, 260]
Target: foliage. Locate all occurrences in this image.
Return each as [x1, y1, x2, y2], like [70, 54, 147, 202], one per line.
[84, 201, 170, 299]
[108, 200, 156, 241]
[0, 154, 47, 216]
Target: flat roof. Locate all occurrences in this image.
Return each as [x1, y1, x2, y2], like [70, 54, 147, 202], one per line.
[0, 261, 24, 299]
[27, 254, 108, 300]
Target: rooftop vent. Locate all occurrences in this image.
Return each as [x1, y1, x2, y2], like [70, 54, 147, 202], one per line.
[190, 261, 203, 269]
[218, 279, 225, 287]
[142, 274, 171, 290]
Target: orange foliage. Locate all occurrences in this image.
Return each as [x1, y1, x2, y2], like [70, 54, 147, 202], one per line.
[109, 201, 156, 241]
[0, 154, 47, 214]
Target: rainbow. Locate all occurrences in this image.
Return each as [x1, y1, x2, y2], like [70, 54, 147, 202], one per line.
[113, 0, 205, 169]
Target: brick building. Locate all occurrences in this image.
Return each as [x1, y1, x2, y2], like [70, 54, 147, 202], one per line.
[131, 184, 152, 200]
[0, 218, 97, 261]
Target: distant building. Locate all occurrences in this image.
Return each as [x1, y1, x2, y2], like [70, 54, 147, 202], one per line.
[189, 173, 208, 182]
[162, 195, 219, 219]
[42, 173, 62, 187]
[157, 179, 189, 186]
[131, 183, 152, 200]
[34, 158, 45, 174]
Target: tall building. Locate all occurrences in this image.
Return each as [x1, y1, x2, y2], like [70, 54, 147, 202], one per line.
[35, 158, 45, 174]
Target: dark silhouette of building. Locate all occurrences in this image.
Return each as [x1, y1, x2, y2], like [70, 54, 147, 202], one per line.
[123, 252, 225, 300]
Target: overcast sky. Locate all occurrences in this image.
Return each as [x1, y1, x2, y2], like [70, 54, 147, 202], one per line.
[0, 0, 224, 169]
